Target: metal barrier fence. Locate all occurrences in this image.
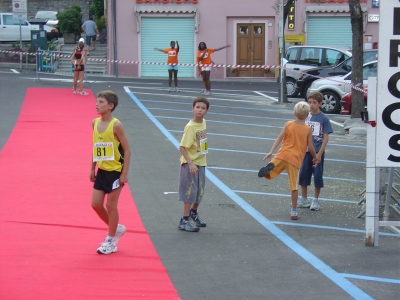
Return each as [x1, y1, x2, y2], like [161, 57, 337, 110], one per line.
[0, 49, 367, 93]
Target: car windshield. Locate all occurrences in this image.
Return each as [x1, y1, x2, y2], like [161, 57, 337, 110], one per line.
[36, 11, 57, 19]
[341, 51, 378, 72]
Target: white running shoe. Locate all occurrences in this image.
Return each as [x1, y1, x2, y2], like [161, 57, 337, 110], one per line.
[200, 89, 205, 94]
[114, 224, 127, 244]
[297, 197, 311, 208]
[175, 88, 179, 92]
[204, 91, 210, 95]
[310, 199, 320, 211]
[97, 238, 117, 254]
[168, 87, 172, 92]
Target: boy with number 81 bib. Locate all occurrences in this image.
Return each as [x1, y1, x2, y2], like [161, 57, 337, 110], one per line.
[90, 90, 131, 254]
[298, 91, 333, 211]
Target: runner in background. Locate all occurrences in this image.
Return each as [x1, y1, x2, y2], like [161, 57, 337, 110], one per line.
[155, 41, 180, 92]
[197, 42, 230, 95]
[70, 38, 88, 95]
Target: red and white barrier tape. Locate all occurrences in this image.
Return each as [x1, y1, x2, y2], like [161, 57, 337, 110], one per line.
[0, 49, 366, 92]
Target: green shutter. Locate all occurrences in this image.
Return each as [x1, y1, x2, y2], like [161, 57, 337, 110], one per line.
[141, 17, 194, 77]
[307, 17, 352, 48]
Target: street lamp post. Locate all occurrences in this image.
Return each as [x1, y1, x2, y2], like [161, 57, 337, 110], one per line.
[278, 0, 284, 103]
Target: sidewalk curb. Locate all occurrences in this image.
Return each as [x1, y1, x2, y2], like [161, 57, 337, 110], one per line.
[344, 118, 367, 135]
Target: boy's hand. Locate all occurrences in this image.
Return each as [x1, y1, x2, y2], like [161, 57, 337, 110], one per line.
[189, 163, 199, 175]
[120, 173, 128, 185]
[89, 169, 96, 182]
[312, 157, 320, 168]
[316, 152, 322, 161]
[262, 152, 272, 161]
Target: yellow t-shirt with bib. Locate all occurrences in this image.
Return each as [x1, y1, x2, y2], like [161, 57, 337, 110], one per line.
[92, 117, 123, 172]
[179, 119, 208, 166]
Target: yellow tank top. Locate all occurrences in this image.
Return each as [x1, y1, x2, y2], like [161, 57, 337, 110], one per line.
[92, 117, 123, 172]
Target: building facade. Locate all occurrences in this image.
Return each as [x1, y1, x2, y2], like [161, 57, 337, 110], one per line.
[0, 0, 91, 20]
[106, 0, 380, 78]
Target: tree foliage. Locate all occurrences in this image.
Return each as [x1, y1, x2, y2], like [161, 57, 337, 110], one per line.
[57, 6, 83, 35]
[89, 0, 105, 20]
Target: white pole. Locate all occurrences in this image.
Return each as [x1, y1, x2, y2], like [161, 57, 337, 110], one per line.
[19, 19, 22, 71]
[365, 77, 379, 246]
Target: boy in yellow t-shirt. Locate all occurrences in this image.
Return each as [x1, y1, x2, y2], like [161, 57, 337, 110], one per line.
[258, 102, 319, 220]
[178, 96, 210, 232]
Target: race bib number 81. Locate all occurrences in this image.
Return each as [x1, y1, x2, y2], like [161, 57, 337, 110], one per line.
[93, 142, 114, 161]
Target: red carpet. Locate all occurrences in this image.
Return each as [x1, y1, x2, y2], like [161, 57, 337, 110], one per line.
[0, 88, 180, 299]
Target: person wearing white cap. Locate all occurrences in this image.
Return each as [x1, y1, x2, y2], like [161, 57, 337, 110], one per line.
[70, 38, 88, 95]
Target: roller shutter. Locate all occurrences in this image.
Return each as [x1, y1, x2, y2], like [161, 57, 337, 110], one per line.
[307, 17, 352, 48]
[141, 17, 195, 77]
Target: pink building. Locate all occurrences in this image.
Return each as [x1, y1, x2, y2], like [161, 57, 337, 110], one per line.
[105, 0, 380, 78]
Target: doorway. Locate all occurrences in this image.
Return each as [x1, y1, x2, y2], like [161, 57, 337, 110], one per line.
[237, 23, 265, 77]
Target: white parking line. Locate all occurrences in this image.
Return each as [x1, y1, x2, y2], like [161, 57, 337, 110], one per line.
[10, 69, 19, 74]
[253, 91, 278, 102]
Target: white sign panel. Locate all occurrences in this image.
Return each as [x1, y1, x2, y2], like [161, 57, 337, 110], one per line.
[12, 0, 27, 20]
[12, 0, 27, 13]
[376, 0, 400, 167]
[367, 14, 379, 22]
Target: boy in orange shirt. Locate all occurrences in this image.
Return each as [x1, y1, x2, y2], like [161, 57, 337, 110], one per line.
[197, 42, 230, 95]
[155, 40, 180, 92]
[258, 102, 319, 220]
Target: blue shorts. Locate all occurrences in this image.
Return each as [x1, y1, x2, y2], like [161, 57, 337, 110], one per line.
[86, 35, 96, 46]
[298, 152, 325, 188]
[167, 65, 179, 71]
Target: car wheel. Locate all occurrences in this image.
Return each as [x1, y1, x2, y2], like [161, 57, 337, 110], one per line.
[302, 82, 313, 100]
[320, 91, 341, 114]
[286, 78, 298, 97]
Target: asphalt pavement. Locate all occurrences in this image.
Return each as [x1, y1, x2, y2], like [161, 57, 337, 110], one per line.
[0, 69, 399, 300]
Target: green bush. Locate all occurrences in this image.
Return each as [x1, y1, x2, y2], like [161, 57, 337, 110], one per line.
[95, 16, 107, 30]
[89, 0, 104, 19]
[57, 6, 83, 35]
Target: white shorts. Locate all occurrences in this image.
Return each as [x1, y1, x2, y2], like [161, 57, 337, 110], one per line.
[202, 66, 211, 71]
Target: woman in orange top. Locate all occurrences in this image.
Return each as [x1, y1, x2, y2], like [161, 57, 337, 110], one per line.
[197, 42, 230, 95]
[155, 40, 180, 92]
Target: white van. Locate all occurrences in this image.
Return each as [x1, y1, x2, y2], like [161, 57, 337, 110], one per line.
[0, 13, 58, 42]
[285, 45, 352, 97]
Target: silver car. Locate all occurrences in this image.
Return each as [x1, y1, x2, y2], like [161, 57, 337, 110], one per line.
[307, 60, 377, 114]
[285, 45, 352, 97]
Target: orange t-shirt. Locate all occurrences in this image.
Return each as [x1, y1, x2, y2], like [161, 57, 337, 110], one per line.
[163, 48, 179, 64]
[274, 120, 311, 168]
[197, 48, 215, 66]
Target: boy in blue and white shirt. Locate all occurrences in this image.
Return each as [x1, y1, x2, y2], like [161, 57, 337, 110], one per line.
[298, 91, 333, 211]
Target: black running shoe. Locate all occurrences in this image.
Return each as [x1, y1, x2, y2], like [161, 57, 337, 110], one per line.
[258, 162, 275, 177]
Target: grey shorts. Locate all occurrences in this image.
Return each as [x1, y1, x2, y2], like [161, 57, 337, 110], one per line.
[178, 163, 206, 204]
